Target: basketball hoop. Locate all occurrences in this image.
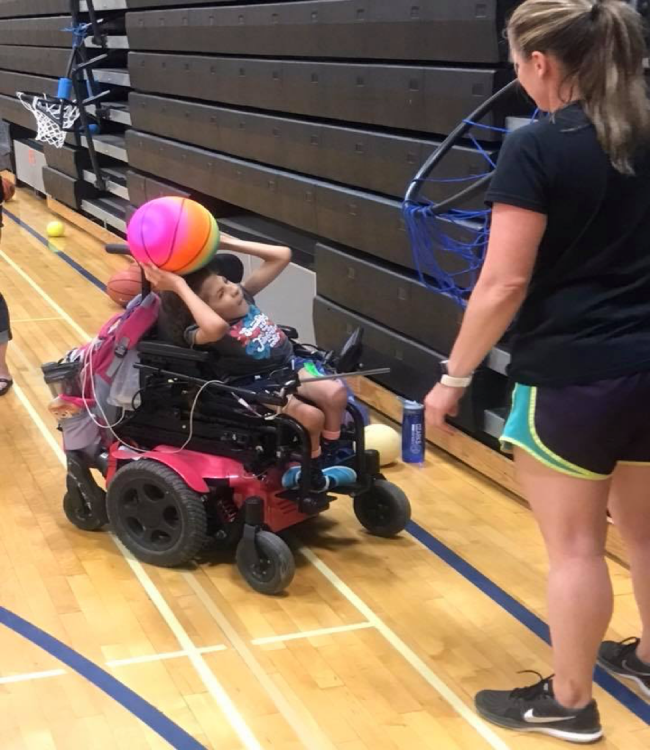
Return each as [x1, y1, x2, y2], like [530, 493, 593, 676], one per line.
[17, 92, 80, 149]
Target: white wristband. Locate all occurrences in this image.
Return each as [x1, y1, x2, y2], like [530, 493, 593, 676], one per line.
[440, 373, 473, 388]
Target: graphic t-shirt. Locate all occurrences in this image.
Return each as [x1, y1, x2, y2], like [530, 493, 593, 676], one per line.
[184, 287, 294, 375]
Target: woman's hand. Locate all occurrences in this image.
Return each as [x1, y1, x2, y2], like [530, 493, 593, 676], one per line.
[142, 263, 184, 293]
[424, 383, 465, 436]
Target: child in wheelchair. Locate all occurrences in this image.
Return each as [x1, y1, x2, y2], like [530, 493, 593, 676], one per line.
[145, 233, 356, 493]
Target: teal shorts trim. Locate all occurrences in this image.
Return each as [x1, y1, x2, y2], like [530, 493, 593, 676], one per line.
[500, 383, 611, 481]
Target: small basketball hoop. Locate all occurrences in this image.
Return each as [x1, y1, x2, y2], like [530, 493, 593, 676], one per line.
[17, 92, 80, 149]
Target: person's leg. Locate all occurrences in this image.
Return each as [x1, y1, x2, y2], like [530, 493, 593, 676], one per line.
[0, 292, 12, 394]
[281, 393, 356, 492]
[607, 464, 650, 663]
[296, 374, 348, 438]
[283, 397, 325, 457]
[514, 448, 612, 708]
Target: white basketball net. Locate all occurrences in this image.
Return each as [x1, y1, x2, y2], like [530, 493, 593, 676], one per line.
[18, 93, 80, 148]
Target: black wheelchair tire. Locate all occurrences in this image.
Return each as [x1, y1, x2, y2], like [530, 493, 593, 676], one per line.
[236, 531, 295, 595]
[353, 479, 411, 537]
[63, 490, 106, 532]
[107, 460, 208, 567]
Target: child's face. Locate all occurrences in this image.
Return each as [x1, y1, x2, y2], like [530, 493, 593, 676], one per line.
[199, 274, 249, 321]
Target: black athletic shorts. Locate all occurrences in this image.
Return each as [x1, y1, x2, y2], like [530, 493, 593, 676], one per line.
[501, 371, 650, 479]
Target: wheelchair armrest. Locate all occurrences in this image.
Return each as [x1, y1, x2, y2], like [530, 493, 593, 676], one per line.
[138, 341, 210, 363]
[280, 325, 299, 340]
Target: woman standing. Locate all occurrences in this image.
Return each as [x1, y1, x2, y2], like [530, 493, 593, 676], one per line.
[0, 292, 10, 396]
[425, 0, 650, 743]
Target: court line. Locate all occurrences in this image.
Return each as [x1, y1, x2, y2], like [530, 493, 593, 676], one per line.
[0, 247, 90, 341]
[115, 539, 264, 750]
[300, 547, 512, 750]
[407, 521, 650, 724]
[0, 606, 207, 750]
[185, 572, 337, 750]
[251, 622, 374, 645]
[0, 667, 66, 685]
[3, 206, 106, 291]
[107, 644, 228, 668]
[10, 201, 646, 732]
[11, 317, 63, 323]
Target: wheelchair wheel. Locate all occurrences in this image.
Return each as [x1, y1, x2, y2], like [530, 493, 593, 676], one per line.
[353, 479, 411, 537]
[106, 460, 208, 567]
[63, 490, 106, 532]
[236, 531, 295, 595]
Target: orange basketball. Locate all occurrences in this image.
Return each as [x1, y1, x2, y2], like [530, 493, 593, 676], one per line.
[2, 177, 15, 202]
[106, 264, 143, 308]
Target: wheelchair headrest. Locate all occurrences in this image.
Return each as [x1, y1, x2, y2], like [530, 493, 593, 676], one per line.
[207, 253, 244, 284]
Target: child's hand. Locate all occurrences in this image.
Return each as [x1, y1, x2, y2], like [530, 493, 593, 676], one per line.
[142, 263, 184, 293]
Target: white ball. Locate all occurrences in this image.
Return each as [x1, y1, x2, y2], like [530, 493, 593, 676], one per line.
[365, 423, 401, 466]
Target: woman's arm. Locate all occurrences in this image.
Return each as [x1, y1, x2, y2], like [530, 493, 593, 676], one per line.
[143, 264, 228, 345]
[425, 203, 547, 434]
[219, 234, 291, 296]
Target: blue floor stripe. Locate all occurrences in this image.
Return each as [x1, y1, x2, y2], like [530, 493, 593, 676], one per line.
[4, 206, 106, 292]
[0, 607, 207, 749]
[408, 521, 650, 724]
[5, 200, 650, 726]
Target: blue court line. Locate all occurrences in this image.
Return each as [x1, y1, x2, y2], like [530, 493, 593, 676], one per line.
[4, 206, 106, 292]
[408, 521, 650, 724]
[0, 607, 207, 750]
[5, 202, 650, 725]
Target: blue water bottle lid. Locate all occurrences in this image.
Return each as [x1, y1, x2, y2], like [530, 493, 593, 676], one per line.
[403, 399, 424, 410]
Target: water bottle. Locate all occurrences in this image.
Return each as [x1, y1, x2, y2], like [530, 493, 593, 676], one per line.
[401, 400, 425, 463]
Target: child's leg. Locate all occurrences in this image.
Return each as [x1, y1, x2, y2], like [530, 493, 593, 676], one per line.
[296, 374, 348, 440]
[283, 397, 325, 457]
[281, 395, 356, 491]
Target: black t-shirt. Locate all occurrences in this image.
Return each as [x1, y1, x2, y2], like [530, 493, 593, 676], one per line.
[486, 102, 650, 386]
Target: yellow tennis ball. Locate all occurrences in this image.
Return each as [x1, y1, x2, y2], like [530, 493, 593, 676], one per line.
[46, 220, 65, 238]
[365, 423, 401, 466]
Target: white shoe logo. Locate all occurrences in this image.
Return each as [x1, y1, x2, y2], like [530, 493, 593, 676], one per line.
[622, 658, 650, 677]
[523, 709, 576, 724]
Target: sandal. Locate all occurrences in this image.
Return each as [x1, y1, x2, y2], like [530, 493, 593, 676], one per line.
[0, 377, 13, 397]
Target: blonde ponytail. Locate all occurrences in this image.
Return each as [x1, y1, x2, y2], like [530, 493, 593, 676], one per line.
[508, 0, 650, 174]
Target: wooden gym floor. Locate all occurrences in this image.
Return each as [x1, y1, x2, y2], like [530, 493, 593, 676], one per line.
[0, 183, 648, 750]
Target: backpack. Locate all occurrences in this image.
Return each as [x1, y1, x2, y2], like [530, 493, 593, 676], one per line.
[43, 293, 159, 452]
[78, 292, 160, 416]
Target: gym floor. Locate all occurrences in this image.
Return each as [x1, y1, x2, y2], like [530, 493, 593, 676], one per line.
[0, 183, 648, 750]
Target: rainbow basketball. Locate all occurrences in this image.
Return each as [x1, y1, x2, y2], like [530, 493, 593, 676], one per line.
[127, 196, 220, 275]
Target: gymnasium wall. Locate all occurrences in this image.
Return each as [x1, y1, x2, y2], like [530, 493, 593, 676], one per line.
[0, 0, 522, 447]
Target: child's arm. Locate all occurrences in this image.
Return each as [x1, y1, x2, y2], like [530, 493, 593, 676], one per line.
[143, 264, 228, 345]
[219, 234, 291, 296]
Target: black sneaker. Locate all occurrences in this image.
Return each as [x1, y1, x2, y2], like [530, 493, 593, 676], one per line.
[475, 674, 603, 744]
[598, 638, 650, 698]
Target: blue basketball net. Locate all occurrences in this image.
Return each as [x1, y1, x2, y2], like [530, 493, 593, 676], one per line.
[403, 112, 537, 308]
